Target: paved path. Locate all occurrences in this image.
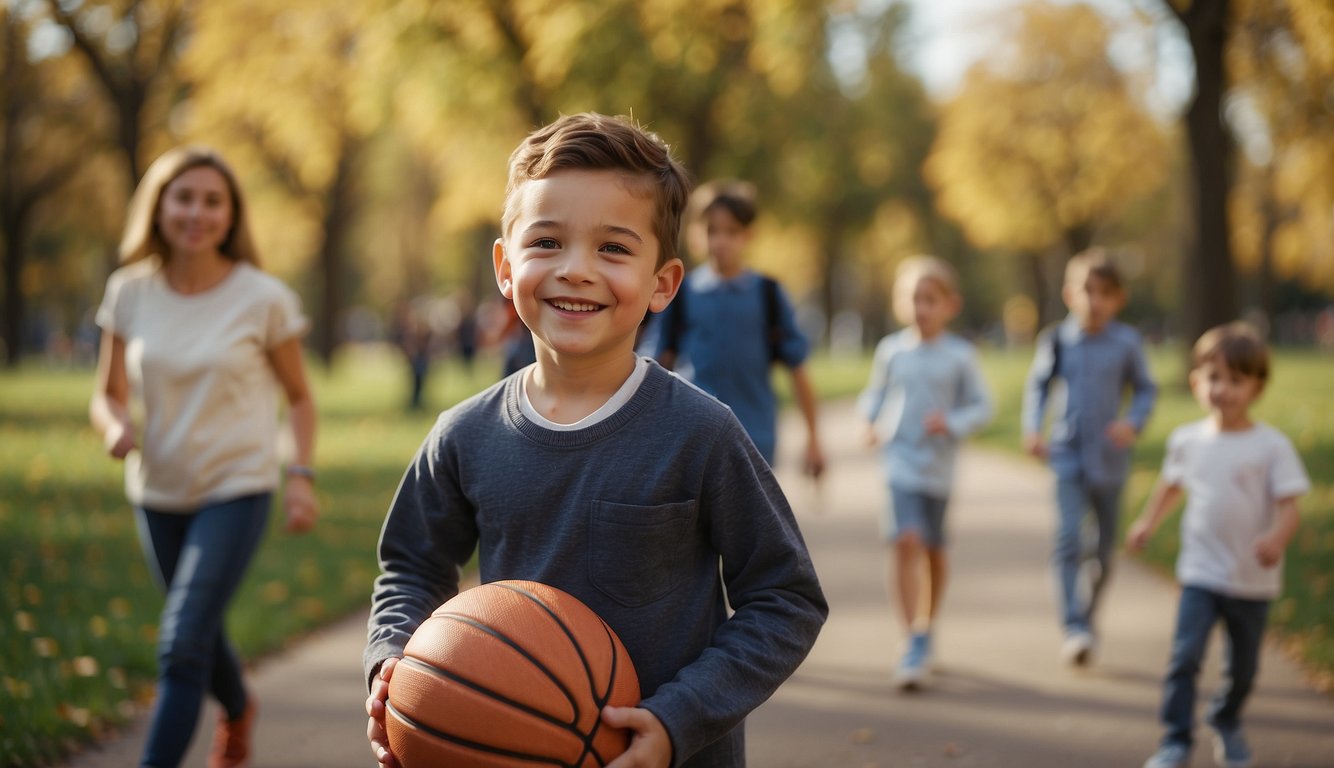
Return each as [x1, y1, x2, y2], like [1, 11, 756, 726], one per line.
[67, 401, 1334, 767]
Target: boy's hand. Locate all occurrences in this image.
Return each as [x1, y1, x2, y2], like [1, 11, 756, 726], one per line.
[366, 657, 400, 768]
[803, 439, 825, 479]
[1105, 420, 1137, 450]
[923, 409, 949, 436]
[1023, 432, 1048, 459]
[1255, 534, 1286, 568]
[601, 706, 671, 768]
[1126, 517, 1153, 552]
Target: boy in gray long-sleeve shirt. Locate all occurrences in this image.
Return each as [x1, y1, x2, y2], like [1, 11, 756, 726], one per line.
[364, 113, 827, 768]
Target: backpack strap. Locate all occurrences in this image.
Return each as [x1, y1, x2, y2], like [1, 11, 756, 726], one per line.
[1042, 322, 1063, 390]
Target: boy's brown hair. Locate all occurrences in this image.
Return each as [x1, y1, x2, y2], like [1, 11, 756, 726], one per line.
[1192, 322, 1270, 384]
[502, 112, 691, 267]
[1064, 246, 1123, 292]
[689, 179, 759, 229]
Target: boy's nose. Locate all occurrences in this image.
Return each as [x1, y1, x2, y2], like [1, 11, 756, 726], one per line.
[557, 248, 596, 280]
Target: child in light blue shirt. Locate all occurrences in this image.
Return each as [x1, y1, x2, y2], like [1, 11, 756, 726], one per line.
[858, 256, 991, 690]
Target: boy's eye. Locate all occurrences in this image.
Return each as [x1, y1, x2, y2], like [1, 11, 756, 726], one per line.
[531, 238, 559, 250]
[601, 243, 631, 255]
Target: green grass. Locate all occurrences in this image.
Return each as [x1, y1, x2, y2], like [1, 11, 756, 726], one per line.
[972, 345, 1334, 689]
[0, 346, 500, 766]
[2, 344, 1330, 765]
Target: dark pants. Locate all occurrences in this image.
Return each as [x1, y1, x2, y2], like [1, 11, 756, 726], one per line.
[135, 493, 271, 767]
[1159, 585, 1270, 748]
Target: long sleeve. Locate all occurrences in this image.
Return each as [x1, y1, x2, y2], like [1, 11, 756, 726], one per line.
[1123, 334, 1157, 432]
[1021, 325, 1058, 436]
[363, 416, 478, 688]
[945, 346, 992, 438]
[638, 418, 827, 766]
[857, 335, 897, 424]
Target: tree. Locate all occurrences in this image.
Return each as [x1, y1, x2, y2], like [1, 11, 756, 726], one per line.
[179, 0, 386, 363]
[1228, 0, 1334, 315]
[1159, 0, 1238, 345]
[41, 0, 192, 189]
[1, 3, 101, 365]
[924, 1, 1168, 322]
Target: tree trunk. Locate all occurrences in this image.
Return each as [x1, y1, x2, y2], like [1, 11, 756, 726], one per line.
[312, 142, 359, 365]
[1179, 0, 1238, 347]
[2, 215, 24, 367]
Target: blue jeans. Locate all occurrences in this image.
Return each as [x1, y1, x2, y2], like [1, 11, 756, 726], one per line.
[1053, 474, 1121, 633]
[1159, 585, 1269, 748]
[135, 493, 271, 768]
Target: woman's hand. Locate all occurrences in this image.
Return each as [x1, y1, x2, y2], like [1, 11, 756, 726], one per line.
[104, 419, 137, 459]
[283, 476, 318, 533]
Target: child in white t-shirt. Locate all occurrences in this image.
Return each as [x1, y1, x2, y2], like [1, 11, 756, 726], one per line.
[1128, 322, 1309, 768]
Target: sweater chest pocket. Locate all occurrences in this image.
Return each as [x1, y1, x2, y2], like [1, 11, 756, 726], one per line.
[588, 500, 697, 607]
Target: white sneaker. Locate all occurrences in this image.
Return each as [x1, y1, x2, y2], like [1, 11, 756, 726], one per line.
[1061, 629, 1094, 666]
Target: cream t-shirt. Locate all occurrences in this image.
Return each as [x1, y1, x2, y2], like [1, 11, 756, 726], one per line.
[96, 259, 308, 511]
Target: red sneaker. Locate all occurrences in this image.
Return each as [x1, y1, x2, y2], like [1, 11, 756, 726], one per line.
[209, 698, 256, 768]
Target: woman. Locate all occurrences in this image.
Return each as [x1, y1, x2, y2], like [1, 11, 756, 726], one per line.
[90, 146, 318, 768]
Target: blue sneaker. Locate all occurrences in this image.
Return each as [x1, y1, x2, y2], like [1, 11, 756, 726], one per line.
[894, 632, 931, 690]
[1209, 724, 1252, 768]
[1143, 742, 1190, 768]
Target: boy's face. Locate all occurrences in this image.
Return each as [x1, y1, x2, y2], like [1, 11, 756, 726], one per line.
[689, 206, 750, 278]
[1189, 359, 1264, 427]
[494, 169, 683, 365]
[894, 275, 959, 339]
[1062, 272, 1124, 333]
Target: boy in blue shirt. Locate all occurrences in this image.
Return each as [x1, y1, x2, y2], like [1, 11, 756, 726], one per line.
[650, 180, 824, 476]
[364, 113, 827, 768]
[1022, 248, 1157, 666]
[858, 256, 992, 689]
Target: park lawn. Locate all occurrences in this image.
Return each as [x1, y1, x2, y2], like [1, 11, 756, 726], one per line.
[0, 346, 496, 766]
[1, 345, 1329, 764]
[789, 345, 1334, 688]
[971, 345, 1334, 689]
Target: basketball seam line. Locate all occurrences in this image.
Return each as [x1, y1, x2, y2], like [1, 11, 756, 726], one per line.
[385, 698, 570, 766]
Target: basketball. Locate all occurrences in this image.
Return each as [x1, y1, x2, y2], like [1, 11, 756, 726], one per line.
[385, 580, 641, 767]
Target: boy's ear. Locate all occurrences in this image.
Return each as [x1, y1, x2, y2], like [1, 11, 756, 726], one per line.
[648, 257, 685, 314]
[492, 238, 514, 299]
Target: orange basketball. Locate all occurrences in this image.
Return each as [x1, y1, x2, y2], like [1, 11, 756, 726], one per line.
[386, 580, 641, 768]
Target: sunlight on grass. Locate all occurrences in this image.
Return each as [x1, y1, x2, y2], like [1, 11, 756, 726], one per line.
[0, 343, 1329, 764]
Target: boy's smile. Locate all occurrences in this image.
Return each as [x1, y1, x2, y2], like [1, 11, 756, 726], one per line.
[495, 169, 681, 368]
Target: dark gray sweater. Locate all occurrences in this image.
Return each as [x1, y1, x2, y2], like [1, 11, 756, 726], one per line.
[365, 361, 827, 767]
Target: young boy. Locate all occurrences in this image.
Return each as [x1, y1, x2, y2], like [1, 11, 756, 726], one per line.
[857, 256, 992, 690]
[363, 113, 827, 768]
[1129, 323, 1308, 768]
[1021, 247, 1157, 666]
[650, 180, 824, 477]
